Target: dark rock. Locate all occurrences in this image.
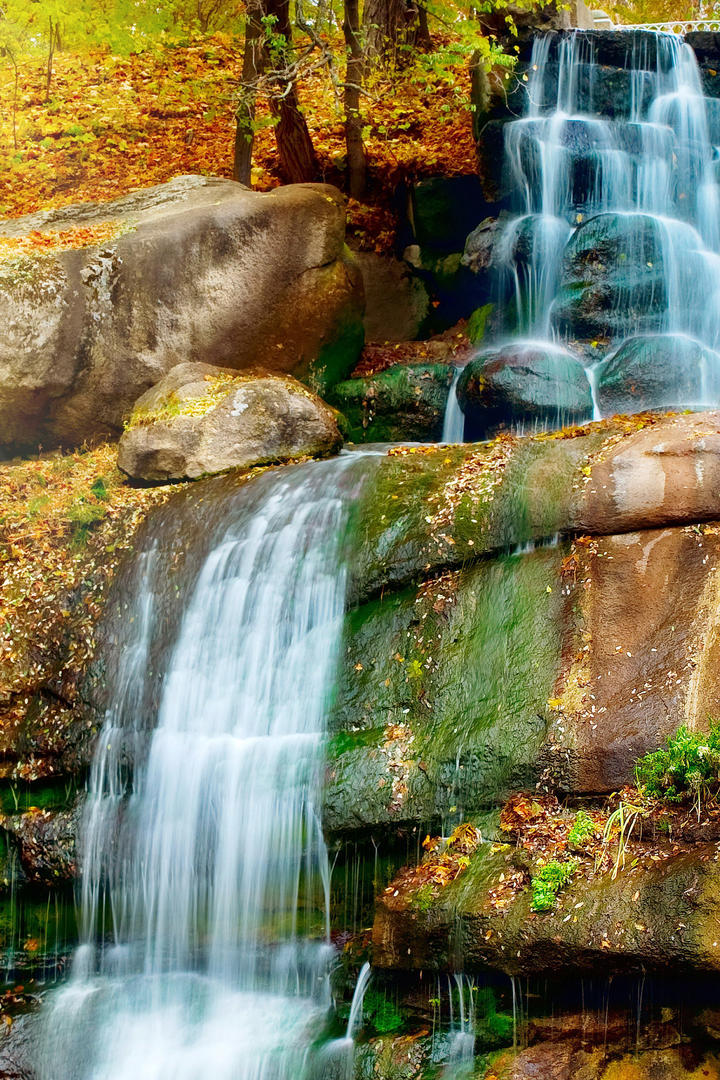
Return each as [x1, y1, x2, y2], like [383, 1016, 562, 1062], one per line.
[410, 176, 497, 254]
[354, 253, 429, 342]
[1, 806, 79, 888]
[552, 212, 675, 339]
[457, 344, 593, 437]
[594, 334, 720, 416]
[117, 363, 343, 483]
[328, 363, 453, 443]
[462, 217, 504, 276]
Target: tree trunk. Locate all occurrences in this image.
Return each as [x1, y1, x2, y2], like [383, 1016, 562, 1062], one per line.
[273, 91, 319, 182]
[362, 0, 413, 69]
[343, 0, 366, 198]
[415, 2, 432, 49]
[234, 0, 265, 185]
[265, 0, 319, 183]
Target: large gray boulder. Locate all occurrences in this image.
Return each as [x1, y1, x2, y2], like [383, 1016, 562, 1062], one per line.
[118, 363, 343, 483]
[0, 175, 363, 452]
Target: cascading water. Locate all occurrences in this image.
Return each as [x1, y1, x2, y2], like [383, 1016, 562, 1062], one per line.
[441, 367, 466, 443]
[34, 455, 372, 1080]
[467, 28, 720, 438]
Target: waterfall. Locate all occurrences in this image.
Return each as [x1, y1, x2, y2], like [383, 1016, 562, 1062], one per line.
[441, 367, 465, 443]
[34, 454, 372, 1080]
[491, 29, 720, 417]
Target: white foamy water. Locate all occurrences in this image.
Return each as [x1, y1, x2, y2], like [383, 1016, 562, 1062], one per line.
[34, 455, 372, 1080]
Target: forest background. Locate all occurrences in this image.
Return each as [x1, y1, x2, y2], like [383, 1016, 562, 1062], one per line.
[0, 0, 703, 251]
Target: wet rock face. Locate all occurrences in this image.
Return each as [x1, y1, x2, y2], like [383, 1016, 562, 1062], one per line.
[321, 413, 720, 834]
[552, 213, 668, 340]
[594, 335, 720, 416]
[457, 344, 593, 438]
[1, 805, 79, 889]
[0, 176, 363, 453]
[117, 363, 343, 483]
[373, 838, 720, 978]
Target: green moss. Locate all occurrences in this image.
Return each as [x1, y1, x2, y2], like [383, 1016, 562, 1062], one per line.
[67, 497, 107, 545]
[363, 988, 406, 1034]
[329, 363, 452, 444]
[326, 545, 565, 830]
[0, 779, 78, 815]
[346, 444, 473, 597]
[467, 303, 494, 345]
[125, 372, 244, 430]
[327, 728, 384, 758]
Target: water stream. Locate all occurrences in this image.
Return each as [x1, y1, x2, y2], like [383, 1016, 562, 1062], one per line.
[34, 455, 373, 1080]
[442, 28, 720, 441]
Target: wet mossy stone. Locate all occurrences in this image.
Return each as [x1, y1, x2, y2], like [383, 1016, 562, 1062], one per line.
[329, 363, 453, 443]
[552, 212, 670, 339]
[324, 545, 566, 833]
[457, 344, 592, 439]
[594, 334, 720, 416]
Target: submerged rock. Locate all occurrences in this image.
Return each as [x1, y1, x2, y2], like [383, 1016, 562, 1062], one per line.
[329, 363, 453, 443]
[457, 343, 592, 436]
[594, 334, 720, 416]
[118, 362, 342, 483]
[0, 175, 363, 452]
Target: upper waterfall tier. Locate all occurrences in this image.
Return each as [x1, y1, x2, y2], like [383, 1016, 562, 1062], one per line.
[455, 29, 720, 440]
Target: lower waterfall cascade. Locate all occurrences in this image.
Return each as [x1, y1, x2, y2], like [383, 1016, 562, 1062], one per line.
[32, 455, 373, 1080]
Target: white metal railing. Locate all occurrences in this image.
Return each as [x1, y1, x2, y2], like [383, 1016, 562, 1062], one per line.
[616, 18, 720, 32]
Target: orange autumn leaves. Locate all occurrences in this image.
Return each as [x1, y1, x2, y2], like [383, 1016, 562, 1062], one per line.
[0, 222, 126, 257]
[0, 29, 477, 252]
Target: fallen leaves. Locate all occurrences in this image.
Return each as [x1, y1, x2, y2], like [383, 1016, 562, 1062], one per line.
[0, 222, 128, 258]
[0, 444, 177, 778]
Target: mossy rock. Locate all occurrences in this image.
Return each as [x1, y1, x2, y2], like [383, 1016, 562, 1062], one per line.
[329, 363, 454, 443]
[594, 334, 720, 416]
[325, 544, 566, 833]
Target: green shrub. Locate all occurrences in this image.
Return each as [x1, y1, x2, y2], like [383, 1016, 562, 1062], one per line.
[568, 809, 595, 847]
[530, 859, 576, 912]
[363, 988, 404, 1034]
[635, 722, 720, 814]
[90, 477, 110, 501]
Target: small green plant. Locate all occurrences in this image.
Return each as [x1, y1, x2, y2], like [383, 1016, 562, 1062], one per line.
[363, 988, 404, 1034]
[90, 476, 109, 501]
[530, 859, 576, 912]
[474, 986, 514, 1047]
[600, 800, 645, 879]
[635, 722, 720, 819]
[412, 881, 434, 913]
[568, 809, 596, 847]
[26, 494, 50, 518]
